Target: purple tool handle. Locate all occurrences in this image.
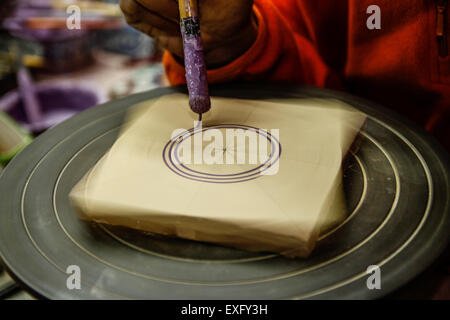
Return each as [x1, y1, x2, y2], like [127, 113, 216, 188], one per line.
[180, 16, 211, 114]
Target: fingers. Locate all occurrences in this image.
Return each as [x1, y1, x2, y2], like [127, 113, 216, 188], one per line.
[120, 0, 180, 35]
[134, 0, 179, 23]
[120, 0, 183, 56]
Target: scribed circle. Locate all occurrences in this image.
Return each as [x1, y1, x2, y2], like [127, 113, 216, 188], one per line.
[162, 124, 282, 183]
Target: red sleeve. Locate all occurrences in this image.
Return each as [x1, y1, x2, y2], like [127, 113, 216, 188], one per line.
[163, 0, 342, 89]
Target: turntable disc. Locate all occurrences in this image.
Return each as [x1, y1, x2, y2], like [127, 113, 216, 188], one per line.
[0, 83, 448, 299]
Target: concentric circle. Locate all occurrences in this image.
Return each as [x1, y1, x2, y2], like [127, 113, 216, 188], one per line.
[0, 84, 448, 299]
[162, 124, 281, 183]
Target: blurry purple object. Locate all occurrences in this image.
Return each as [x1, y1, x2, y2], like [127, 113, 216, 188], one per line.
[17, 66, 42, 124]
[0, 83, 104, 132]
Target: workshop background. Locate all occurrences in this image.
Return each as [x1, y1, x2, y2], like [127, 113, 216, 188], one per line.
[0, 0, 448, 300]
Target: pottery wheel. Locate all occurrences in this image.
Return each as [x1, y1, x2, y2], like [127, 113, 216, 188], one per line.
[0, 83, 448, 299]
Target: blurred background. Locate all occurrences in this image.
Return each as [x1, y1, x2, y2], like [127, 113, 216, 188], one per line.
[0, 0, 169, 299]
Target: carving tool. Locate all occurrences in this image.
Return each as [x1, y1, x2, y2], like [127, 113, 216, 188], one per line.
[178, 0, 211, 119]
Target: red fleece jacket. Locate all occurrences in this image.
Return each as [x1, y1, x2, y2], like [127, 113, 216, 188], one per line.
[164, 0, 450, 150]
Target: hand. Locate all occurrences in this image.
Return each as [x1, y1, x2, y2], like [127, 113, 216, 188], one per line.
[119, 0, 257, 68]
